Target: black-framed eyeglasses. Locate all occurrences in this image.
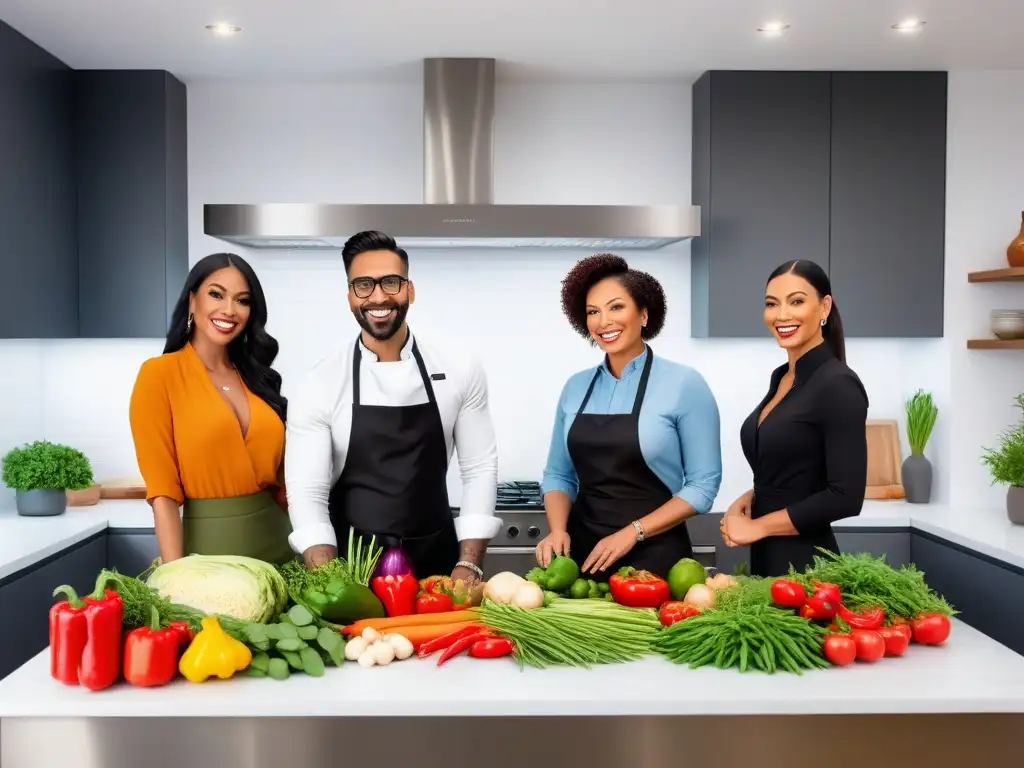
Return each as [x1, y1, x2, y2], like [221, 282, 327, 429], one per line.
[349, 274, 408, 299]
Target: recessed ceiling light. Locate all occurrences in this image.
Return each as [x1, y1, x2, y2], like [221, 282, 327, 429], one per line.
[891, 19, 925, 34]
[205, 23, 242, 36]
[757, 22, 790, 37]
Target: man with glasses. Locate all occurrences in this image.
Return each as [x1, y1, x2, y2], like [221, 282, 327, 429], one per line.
[284, 230, 500, 588]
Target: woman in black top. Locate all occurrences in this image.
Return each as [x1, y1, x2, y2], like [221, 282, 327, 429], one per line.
[722, 260, 869, 577]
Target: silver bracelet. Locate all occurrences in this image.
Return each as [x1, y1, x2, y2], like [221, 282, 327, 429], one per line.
[455, 560, 484, 578]
[631, 520, 646, 542]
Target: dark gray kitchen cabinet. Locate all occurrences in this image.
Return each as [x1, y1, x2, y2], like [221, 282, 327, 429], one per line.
[910, 534, 1024, 656]
[828, 72, 947, 337]
[107, 530, 160, 579]
[690, 70, 947, 339]
[75, 70, 189, 338]
[0, 534, 106, 680]
[0, 21, 78, 339]
[690, 71, 832, 338]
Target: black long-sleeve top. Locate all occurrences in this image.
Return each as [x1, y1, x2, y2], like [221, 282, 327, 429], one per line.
[741, 342, 869, 536]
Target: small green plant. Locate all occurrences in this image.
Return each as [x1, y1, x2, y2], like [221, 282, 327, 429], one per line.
[981, 394, 1024, 488]
[1, 440, 94, 493]
[905, 389, 938, 456]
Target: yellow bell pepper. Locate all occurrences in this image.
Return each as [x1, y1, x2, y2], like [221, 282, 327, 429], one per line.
[178, 616, 252, 683]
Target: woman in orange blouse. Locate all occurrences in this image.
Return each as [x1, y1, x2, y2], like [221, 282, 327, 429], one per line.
[129, 253, 293, 564]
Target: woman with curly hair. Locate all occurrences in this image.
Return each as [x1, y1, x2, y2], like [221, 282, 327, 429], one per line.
[128, 253, 294, 564]
[536, 254, 723, 578]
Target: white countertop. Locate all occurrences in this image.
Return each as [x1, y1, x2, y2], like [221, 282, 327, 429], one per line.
[0, 617, 1021, 718]
[1, 499, 1023, 583]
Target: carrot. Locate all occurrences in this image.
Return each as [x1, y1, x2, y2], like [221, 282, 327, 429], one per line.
[344, 609, 481, 635]
[377, 622, 486, 652]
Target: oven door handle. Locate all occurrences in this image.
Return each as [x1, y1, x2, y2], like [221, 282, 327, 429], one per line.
[486, 545, 717, 555]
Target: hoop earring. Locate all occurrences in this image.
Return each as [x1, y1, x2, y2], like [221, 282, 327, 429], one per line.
[187, 313, 194, 334]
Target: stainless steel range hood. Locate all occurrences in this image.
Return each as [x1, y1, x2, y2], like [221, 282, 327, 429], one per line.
[204, 58, 700, 251]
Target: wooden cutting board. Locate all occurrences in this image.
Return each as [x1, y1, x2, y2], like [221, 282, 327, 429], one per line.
[98, 477, 147, 500]
[865, 419, 905, 500]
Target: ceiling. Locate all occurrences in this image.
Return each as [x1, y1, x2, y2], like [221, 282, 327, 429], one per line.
[0, 0, 1021, 82]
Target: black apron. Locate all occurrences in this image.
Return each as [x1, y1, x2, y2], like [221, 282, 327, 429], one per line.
[327, 336, 459, 579]
[565, 348, 693, 580]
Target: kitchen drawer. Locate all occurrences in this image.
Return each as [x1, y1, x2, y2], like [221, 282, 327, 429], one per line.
[107, 530, 159, 578]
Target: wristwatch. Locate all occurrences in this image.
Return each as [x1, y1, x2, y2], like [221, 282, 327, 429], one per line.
[455, 560, 484, 579]
[631, 520, 646, 542]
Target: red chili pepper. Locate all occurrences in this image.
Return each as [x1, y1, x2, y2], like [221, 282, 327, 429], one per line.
[799, 594, 837, 621]
[370, 574, 419, 617]
[658, 601, 701, 627]
[49, 574, 123, 691]
[415, 592, 454, 614]
[770, 579, 807, 609]
[608, 567, 671, 609]
[837, 604, 885, 630]
[437, 630, 493, 666]
[812, 581, 842, 605]
[468, 637, 514, 659]
[123, 605, 182, 687]
[416, 623, 485, 658]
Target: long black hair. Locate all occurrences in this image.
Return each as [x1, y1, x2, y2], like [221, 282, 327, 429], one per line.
[164, 253, 287, 422]
[767, 259, 847, 363]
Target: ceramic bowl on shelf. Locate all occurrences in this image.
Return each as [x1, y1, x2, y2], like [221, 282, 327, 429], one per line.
[990, 310, 1024, 340]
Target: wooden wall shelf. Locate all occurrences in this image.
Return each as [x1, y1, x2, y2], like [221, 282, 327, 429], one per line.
[967, 339, 1024, 349]
[968, 267, 1024, 283]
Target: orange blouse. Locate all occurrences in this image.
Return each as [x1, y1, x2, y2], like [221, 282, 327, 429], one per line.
[128, 343, 285, 505]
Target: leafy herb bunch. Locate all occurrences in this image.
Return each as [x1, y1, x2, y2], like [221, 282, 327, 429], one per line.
[982, 393, 1024, 488]
[2, 440, 94, 492]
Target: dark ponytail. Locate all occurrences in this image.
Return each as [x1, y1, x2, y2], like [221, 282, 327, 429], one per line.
[766, 259, 847, 363]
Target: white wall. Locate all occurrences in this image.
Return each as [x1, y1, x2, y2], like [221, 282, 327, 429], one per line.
[5, 73, 1007, 512]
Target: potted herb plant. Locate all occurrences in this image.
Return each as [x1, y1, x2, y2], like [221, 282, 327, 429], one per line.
[903, 389, 938, 504]
[981, 393, 1024, 526]
[1, 440, 95, 517]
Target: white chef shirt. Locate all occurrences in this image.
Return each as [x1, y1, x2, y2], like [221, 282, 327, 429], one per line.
[284, 329, 501, 554]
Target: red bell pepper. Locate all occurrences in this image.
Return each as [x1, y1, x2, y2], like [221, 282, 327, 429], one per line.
[468, 637, 514, 659]
[837, 604, 885, 630]
[371, 574, 418, 617]
[123, 606, 182, 687]
[608, 567, 670, 609]
[49, 574, 123, 691]
[811, 581, 842, 605]
[659, 601, 700, 627]
[800, 594, 837, 621]
[415, 591, 454, 614]
[168, 620, 194, 649]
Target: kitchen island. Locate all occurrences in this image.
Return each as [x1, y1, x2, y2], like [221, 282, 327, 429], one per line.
[1, 617, 1022, 767]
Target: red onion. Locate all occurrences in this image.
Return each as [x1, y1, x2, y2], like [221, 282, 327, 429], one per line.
[372, 546, 415, 580]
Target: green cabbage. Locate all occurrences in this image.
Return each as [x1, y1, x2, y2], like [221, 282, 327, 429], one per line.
[146, 554, 289, 623]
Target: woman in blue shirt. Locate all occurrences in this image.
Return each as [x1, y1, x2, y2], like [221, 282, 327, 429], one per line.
[537, 254, 723, 578]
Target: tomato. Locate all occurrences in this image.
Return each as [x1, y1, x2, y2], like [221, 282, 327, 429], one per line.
[876, 625, 910, 657]
[658, 601, 700, 628]
[851, 629, 885, 662]
[911, 613, 951, 645]
[822, 634, 857, 666]
[770, 579, 807, 609]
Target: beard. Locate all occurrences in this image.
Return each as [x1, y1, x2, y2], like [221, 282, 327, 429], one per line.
[353, 299, 410, 341]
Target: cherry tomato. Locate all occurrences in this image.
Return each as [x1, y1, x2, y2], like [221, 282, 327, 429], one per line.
[877, 625, 910, 656]
[851, 629, 885, 662]
[770, 579, 807, 609]
[822, 633, 857, 666]
[911, 613, 951, 645]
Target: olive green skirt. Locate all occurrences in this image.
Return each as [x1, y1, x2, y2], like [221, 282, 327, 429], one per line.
[182, 491, 295, 565]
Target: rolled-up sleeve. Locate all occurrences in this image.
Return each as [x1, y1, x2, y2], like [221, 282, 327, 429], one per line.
[284, 372, 339, 553]
[128, 360, 184, 506]
[451, 355, 501, 541]
[541, 381, 579, 502]
[787, 374, 869, 534]
[673, 369, 722, 514]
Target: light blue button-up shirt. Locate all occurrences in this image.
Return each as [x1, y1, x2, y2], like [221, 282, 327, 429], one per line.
[540, 347, 723, 514]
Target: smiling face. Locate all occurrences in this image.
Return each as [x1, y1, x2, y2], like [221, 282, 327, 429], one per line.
[347, 249, 414, 341]
[188, 266, 251, 347]
[585, 277, 647, 354]
[764, 270, 831, 352]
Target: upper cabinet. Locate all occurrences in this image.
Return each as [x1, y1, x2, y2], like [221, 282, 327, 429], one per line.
[0, 21, 188, 340]
[75, 71, 188, 338]
[0, 21, 78, 339]
[691, 70, 948, 339]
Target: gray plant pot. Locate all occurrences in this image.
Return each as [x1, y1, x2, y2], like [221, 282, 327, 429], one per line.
[902, 454, 933, 504]
[1007, 486, 1024, 526]
[15, 488, 68, 517]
